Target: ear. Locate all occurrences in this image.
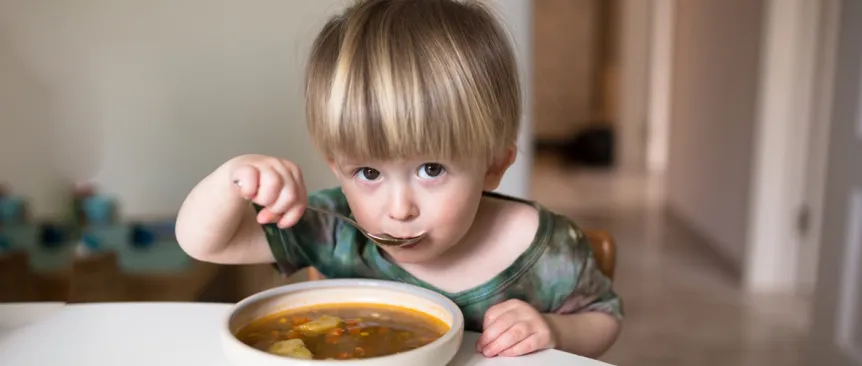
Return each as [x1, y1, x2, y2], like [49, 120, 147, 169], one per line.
[483, 146, 517, 191]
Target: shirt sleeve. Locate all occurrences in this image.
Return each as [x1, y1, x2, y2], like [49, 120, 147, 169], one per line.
[553, 225, 624, 321]
[253, 187, 350, 276]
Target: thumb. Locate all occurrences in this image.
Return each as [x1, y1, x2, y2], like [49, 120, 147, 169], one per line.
[231, 165, 260, 199]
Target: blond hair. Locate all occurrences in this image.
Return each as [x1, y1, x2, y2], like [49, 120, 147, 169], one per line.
[305, 0, 521, 163]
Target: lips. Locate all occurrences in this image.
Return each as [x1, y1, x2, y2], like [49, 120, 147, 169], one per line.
[390, 235, 421, 240]
[395, 239, 422, 249]
[386, 232, 426, 239]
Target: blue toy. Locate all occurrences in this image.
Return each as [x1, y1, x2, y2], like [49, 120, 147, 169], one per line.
[0, 196, 27, 225]
[81, 195, 117, 225]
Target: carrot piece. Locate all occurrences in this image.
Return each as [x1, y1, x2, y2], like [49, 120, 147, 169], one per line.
[286, 330, 300, 339]
[292, 316, 310, 326]
[347, 326, 361, 335]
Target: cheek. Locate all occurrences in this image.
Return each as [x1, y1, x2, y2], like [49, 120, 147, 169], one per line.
[424, 185, 483, 233]
[339, 187, 380, 228]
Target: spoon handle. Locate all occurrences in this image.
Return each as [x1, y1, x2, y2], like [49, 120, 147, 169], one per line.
[304, 205, 361, 228]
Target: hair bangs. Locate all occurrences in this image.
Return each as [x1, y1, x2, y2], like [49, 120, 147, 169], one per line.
[305, 0, 521, 163]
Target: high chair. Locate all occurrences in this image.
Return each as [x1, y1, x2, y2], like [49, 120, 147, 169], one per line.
[306, 229, 617, 281]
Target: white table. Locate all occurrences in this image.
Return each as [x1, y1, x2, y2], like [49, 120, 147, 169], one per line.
[0, 303, 613, 366]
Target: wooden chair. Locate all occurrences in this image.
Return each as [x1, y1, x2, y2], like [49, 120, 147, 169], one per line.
[307, 229, 616, 281]
[583, 229, 616, 281]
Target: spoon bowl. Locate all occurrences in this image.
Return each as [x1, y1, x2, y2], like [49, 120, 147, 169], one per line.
[304, 206, 426, 247]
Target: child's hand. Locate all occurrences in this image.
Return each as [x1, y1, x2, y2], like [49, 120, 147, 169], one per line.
[229, 154, 307, 229]
[476, 299, 556, 357]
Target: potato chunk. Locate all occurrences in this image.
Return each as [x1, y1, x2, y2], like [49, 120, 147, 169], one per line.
[267, 339, 314, 359]
[295, 314, 342, 336]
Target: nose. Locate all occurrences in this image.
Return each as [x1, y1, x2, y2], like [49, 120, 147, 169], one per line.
[388, 187, 419, 222]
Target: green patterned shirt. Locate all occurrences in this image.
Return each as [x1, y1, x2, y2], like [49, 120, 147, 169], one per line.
[256, 187, 623, 332]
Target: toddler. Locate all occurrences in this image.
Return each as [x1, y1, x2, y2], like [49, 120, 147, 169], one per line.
[176, 0, 622, 359]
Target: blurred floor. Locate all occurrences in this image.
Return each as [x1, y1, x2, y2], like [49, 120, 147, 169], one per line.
[530, 152, 810, 366]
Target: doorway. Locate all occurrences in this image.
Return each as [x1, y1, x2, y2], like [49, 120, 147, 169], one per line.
[531, 0, 621, 170]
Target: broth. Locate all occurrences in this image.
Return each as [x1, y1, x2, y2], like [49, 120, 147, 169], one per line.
[235, 302, 449, 360]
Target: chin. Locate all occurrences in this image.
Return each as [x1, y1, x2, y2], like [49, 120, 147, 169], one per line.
[383, 244, 444, 264]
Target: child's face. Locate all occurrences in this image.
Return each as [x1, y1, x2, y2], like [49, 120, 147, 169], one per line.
[328, 152, 512, 264]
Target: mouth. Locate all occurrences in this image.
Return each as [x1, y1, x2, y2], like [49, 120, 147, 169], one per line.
[385, 233, 426, 248]
[386, 232, 426, 240]
[395, 239, 422, 249]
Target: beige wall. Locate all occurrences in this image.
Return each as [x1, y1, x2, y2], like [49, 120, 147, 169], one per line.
[666, 0, 765, 267]
[0, 0, 347, 219]
[0, 0, 534, 219]
[532, 0, 600, 140]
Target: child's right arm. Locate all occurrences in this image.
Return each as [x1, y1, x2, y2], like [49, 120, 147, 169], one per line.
[175, 154, 308, 265]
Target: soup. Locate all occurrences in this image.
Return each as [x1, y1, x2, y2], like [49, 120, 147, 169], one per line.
[235, 302, 449, 360]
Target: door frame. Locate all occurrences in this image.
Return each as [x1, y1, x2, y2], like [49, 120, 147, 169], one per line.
[742, 0, 840, 294]
[794, 0, 843, 294]
[806, 0, 862, 362]
[637, 0, 841, 293]
[644, 0, 675, 174]
[616, 0, 653, 173]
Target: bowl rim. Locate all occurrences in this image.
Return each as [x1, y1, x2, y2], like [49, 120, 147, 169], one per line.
[222, 278, 465, 364]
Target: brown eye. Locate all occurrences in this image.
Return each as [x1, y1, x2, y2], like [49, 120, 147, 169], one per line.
[418, 163, 445, 179]
[356, 167, 381, 181]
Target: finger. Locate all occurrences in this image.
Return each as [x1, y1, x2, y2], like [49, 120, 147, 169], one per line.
[253, 168, 283, 207]
[481, 322, 534, 358]
[231, 165, 260, 199]
[476, 310, 518, 351]
[267, 159, 294, 179]
[483, 299, 524, 328]
[256, 207, 283, 224]
[497, 333, 544, 357]
[268, 185, 298, 215]
[276, 201, 306, 229]
[281, 160, 307, 204]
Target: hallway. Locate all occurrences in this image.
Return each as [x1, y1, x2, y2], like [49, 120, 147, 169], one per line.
[530, 153, 811, 365]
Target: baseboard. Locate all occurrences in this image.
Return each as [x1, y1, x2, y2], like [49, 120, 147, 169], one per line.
[664, 208, 744, 286]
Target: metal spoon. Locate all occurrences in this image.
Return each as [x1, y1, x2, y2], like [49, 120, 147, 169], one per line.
[303, 206, 425, 247]
[233, 180, 424, 247]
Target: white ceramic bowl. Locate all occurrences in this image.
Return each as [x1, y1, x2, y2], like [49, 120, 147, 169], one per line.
[221, 278, 465, 366]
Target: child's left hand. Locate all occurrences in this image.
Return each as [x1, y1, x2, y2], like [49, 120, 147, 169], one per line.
[476, 299, 556, 357]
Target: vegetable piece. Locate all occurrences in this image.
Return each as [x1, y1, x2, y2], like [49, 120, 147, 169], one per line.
[267, 339, 314, 359]
[324, 333, 340, 344]
[295, 315, 342, 336]
[292, 316, 311, 326]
